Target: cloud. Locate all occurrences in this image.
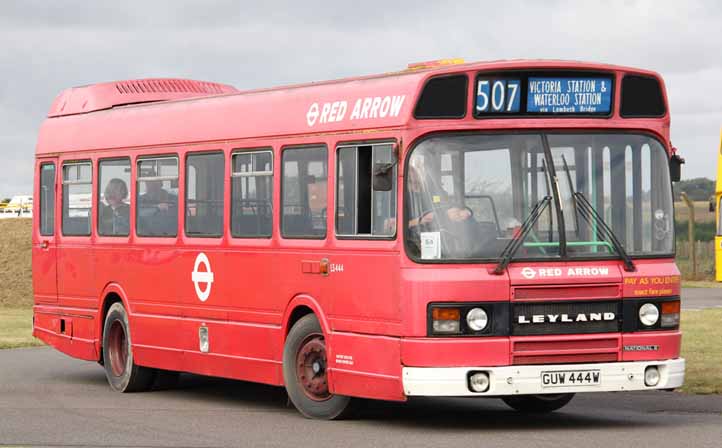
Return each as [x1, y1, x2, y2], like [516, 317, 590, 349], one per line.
[1, 0, 720, 196]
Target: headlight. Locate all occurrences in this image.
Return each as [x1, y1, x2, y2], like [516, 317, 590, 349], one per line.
[638, 303, 660, 327]
[466, 308, 489, 332]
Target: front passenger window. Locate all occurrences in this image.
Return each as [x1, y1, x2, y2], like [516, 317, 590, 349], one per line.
[336, 143, 396, 237]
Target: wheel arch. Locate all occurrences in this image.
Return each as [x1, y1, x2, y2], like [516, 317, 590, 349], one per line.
[281, 294, 331, 339]
[96, 283, 131, 361]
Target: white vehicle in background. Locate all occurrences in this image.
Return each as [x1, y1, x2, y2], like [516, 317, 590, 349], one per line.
[0, 195, 33, 218]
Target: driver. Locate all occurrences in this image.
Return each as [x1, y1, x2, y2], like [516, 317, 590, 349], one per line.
[407, 166, 472, 230]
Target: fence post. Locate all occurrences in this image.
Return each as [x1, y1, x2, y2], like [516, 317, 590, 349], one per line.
[680, 192, 697, 280]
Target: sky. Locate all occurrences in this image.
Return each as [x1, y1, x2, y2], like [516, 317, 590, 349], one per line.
[1, 0, 721, 197]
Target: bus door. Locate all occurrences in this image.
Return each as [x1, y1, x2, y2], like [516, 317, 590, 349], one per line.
[329, 143, 400, 323]
[56, 160, 96, 307]
[33, 159, 58, 303]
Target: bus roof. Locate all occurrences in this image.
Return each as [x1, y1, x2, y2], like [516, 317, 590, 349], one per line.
[36, 59, 666, 156]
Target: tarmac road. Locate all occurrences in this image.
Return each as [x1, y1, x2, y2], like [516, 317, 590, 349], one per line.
[0, 287, 720, 447]
[0, 346, 721, 448]
[681, 287, 722, 310]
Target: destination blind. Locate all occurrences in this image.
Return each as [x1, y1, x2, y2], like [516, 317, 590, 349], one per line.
[475, 75, 613, 116]
[527, 77, 611, 113]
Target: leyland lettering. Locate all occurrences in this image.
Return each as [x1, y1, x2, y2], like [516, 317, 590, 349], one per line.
[517, 312, 616, 325]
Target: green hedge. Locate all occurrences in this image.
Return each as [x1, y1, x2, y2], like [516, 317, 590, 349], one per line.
[675, 220, 715, 242]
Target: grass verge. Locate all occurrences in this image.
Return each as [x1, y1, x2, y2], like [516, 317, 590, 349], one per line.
[0, 218, 33, 308]
[680, 309, 722, 394]
[0, 308, 44, 349]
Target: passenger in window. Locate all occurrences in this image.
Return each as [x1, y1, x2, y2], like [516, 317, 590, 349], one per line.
[140, 179, 177, 212]
[100, 178, 130, 235]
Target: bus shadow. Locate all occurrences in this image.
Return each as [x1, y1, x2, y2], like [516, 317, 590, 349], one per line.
[352, 397, 650, 431]
[169, 374, 670, 430]
[172, 373, 291, 411]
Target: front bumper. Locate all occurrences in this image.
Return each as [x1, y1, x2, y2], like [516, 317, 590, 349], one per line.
[402, 358, 685, 396]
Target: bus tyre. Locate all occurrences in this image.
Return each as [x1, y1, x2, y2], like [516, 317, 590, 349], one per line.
[283, 314, 352, 420]
[102, 302, 155, 393]
[502, 393, 575, 413]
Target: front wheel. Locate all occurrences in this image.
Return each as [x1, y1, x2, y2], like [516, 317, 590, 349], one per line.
[282, 314, 352, 419]
[502, 393, 575, 413]
[102, 302, 155, 392]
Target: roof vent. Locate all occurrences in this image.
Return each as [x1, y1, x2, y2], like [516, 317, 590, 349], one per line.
[48, 78, 238, 117]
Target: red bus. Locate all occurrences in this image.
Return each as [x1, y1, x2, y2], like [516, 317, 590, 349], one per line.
[33, 60, 685, 419]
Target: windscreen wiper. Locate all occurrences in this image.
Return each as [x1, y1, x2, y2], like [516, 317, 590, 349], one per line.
[492, 196, 552, 275]
[560, 155, 580, 235]
[557, 155, 634, 271]
[572, 191, 636, 272]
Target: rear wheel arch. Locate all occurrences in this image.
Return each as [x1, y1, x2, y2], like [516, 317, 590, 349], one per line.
[97, 284, 130, 362]
[102, 301, 155, 392]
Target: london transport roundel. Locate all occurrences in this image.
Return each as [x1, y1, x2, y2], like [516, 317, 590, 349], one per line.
[191, 252, 214, 302]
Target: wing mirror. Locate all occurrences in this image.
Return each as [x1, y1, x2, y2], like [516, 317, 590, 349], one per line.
[670, 154, 684, 182]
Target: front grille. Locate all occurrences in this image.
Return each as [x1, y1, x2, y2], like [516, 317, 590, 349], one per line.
[513, 353, 618, 365]
[512, 300, 621, 336]
[513, 284, 621, 301]
[511, 336, 620, 365]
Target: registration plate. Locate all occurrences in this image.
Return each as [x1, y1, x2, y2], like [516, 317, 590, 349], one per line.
[541, 370, 601, 388]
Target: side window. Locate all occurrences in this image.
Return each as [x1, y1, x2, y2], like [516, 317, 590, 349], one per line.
[39, 163, 55, 236]
[336, 143, 396, 237]
[98, 159, 131, 237]
[282, 146, 327, 238]
[231, 150, 273, 238]
[137, 157, 179, 237]
[185, 152, 224, 237]
[61, 162, 92, 236]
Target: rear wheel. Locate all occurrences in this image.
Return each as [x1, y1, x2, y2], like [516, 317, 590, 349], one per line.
[502, 393, 575, 413]
[283, 314, 352, 419]
[102, 302, 155, 392]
